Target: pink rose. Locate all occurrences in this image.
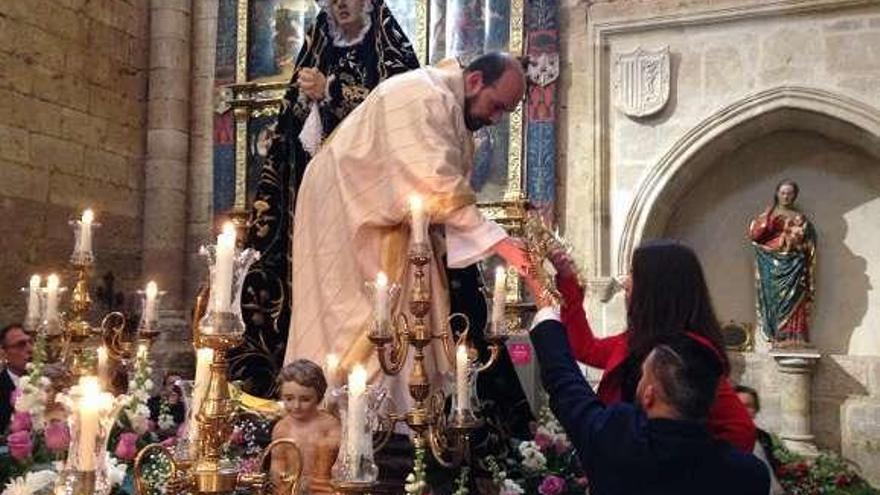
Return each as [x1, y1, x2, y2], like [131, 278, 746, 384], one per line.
[7, 430, 33, 461]
[553, 436, 571, 455]
[9, 411, 32, 433]
[534, 431, 553, 450]
[44, 420, 71, 452]
[114, 432, 139, 460]
[538, 475, 565, 495]
[230, 427, 244, 445]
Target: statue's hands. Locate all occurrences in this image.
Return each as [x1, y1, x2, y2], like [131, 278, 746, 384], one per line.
[298, 67, 328, 101]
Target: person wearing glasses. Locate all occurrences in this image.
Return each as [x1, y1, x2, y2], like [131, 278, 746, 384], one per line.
[0, 324, 32, 435]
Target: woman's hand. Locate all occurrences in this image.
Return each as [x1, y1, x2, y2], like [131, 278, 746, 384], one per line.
[298, 67, 328, 101]
[548, 248, 577, 279]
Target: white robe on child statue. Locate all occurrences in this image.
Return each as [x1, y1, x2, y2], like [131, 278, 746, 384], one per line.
[284, 61, 506, 401]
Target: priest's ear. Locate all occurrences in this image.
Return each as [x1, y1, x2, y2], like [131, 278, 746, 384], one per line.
[464, 70, 486, 97]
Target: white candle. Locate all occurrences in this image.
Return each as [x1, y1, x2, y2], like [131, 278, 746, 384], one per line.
[455, 344, 469, 413]
[189, 347, 214, 457]
[409, 195, 426, 245]
[78, 376, 102, 471]
[78, 209, 94, 257]
[491, 266, 507, 335]
[45, 274, 60, 323]
[96, 346, 109, 387]
[347, 364, 368, 462]
[144, 281, 159, 326]
[374, 272, 389, 326]
[213, 222, 236, 313]
[26, 275, 41, 323]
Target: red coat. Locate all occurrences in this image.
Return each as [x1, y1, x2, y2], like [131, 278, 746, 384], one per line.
[558, 273, 756, 452]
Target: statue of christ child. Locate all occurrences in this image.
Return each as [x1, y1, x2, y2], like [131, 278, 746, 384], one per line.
[271, 359, 341, 494]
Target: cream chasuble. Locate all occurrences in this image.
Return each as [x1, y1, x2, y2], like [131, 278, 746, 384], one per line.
[284, 62, 506, 405]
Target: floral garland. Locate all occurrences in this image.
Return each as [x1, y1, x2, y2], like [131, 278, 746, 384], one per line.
[13, 332, 50, 432]
[772, 436, 879, 495]
[122, 349, 154, 436]
[404, 443, 428, 495]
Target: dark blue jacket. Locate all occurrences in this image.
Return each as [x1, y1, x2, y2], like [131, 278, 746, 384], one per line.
[530, 319, 770, 495]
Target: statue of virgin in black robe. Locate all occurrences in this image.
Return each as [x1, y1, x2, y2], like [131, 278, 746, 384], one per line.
[231, 0, 420, 397]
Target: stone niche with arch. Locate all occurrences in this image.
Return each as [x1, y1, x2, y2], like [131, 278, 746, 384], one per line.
[563, 0, 880, 484]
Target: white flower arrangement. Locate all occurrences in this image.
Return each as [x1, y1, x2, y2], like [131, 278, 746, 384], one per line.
[518, 441, 548, 471]
[106, 454, 128, 486]
[500, 479, 526, 495]
[123, 348, 155, 433]
[1, 470, 58, 495]
[403, 444, 428, 495]
[14, 336, 50, 432]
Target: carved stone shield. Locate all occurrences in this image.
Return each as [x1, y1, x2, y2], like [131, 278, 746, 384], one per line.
[528, 52, 560, 87]
[613, 46, 671, 118]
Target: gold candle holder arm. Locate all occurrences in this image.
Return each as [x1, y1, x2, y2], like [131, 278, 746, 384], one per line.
[433, 313, 470, 369]
[424, 390, 470, 469]
[100, 311, 134, 361]
[474, 334, 507, 373]
[238, 438, 304, 495]
[369, 312, 410, 376]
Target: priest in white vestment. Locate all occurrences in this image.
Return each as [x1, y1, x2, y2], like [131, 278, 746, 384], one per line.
[285, 53, 528, 403]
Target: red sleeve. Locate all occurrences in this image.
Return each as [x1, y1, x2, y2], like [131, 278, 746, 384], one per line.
[557, 271, 622, 369]
[707, 376, 757, 452]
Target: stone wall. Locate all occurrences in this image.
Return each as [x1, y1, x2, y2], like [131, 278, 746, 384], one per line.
[559, 0, 880, 484]
[0, 0, 149, 321]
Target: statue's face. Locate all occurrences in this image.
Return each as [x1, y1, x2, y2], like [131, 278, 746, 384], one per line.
[329, 0, 366, 32]
[281, 380, 320, 421]
[776, 184, 797, 207]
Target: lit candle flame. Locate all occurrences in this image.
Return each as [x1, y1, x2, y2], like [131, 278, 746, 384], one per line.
[146, 281, 158, 299]
[47, 273, 59, 290]
[82, 208, 94, 225]
[29, 274, 41, 289]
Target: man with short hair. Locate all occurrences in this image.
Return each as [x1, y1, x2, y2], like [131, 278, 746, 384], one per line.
[0, 324, 32, 434]
[528, 307, 769, 494]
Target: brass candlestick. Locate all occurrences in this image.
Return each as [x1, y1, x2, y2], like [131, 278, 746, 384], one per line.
[133, 335, 304, 494]
[366, 241, 506, 479]
[61, 261, 101, 382]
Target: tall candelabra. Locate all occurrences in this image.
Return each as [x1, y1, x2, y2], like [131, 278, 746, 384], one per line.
[330, 237, 508, 494]
[133, 223, 303, 494]
[14, 209, 169, 495]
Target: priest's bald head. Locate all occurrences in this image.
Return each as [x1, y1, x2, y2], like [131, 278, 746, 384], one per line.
[463, 52, 527, 131]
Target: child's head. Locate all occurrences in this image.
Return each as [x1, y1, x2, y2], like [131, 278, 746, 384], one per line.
[278, 359, 327, 420]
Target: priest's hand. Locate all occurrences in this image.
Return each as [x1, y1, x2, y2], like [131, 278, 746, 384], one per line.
[298, 67, 328, 101]
[493, 237, 530, 276]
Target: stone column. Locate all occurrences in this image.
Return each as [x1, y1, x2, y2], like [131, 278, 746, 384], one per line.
[186, 0, 219, 303]
[772, 350, 821, 456]
[142, 0, 193, 311]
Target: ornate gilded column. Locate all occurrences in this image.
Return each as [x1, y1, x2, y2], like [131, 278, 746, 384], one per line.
[772, 350, 821, 456]
[143, 0, 193, 310]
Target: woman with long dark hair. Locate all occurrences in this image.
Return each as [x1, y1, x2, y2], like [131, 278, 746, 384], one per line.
[550, 239, 756, 451]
